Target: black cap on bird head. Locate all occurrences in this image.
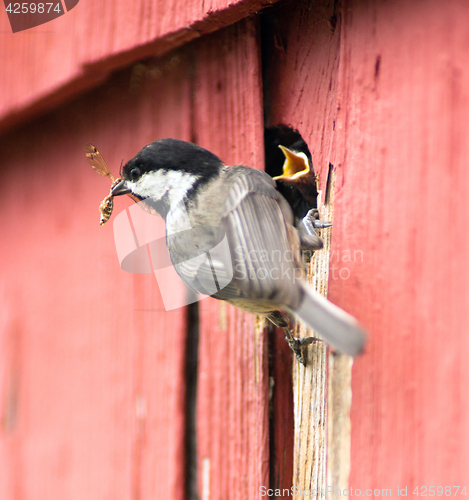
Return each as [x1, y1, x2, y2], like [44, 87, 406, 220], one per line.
[121, 138, 223, 181]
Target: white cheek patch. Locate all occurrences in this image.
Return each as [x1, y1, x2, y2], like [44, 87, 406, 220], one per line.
[131, 169, 198, 206]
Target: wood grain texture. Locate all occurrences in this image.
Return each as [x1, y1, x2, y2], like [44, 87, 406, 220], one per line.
[337, 0, 469, 487]
[193, 18, 270, 500]
[262, 0, 346, 495]
[288, 171, 336, 498]
[265, 0, 469, 491]
[0, 0, 279, 134]
[0, 52, 192, 500]
[325, 171, 353, 494]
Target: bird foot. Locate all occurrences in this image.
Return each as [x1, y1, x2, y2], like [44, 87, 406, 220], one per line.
[284, 329, 322, 366]
[312, 219, 332, 229]
[305, 209, 332, 230]
[298, 210, 332, 252]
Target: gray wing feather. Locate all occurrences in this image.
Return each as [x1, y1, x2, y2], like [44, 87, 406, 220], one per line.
[170, 227, 234, 297]
[217, 169, 302, 308]
[169, 167, 302, 308]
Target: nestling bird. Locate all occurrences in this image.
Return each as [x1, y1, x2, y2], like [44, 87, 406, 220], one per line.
[274, 144, 332, 251]
[111, 139, 366, 363]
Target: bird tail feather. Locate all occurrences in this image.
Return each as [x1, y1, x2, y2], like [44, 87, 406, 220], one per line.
[290, 282, 366, 356]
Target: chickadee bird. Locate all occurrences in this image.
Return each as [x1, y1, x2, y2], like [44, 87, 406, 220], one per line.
[111, 138, 366, 364]
[274, 145, 333, 251]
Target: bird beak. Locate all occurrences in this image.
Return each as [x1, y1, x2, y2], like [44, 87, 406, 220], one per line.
[276, 145, 311, 178]
[112, 180, 131, 196]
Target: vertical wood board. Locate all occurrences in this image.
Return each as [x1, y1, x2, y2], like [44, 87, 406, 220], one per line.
[263, 0, 469, 490]
[193, 17, 271, 500]
[337, 0, 469, 486]
[262, 0, 344, 495]
[0, 53, 192, 500]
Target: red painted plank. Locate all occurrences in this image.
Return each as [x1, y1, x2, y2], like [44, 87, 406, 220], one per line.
[0, 0, 279, 134]
[338, 0, 469, 487]
[263, 1, 342, 494]
[270, 328, 294, 493]
[0, 52, 192, 499]
[193, 18, 270, 499]
[265, 0, 469, 489]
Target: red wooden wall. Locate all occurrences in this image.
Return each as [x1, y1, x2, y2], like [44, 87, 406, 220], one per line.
[0, 52, 193, 499]
[1, 0, 469, 498]
[264, 0, 469, 488]
[194, 21, 271, 499]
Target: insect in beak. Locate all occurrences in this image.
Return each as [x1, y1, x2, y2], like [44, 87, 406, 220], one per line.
[84, 144, 138, 225]
[85, 143, 124, 225]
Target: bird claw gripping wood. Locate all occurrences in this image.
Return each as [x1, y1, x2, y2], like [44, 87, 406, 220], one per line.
[283, 327, 318, 366]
